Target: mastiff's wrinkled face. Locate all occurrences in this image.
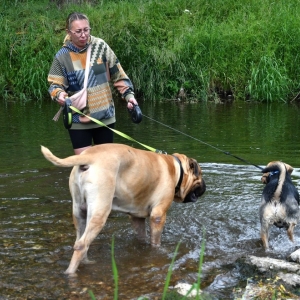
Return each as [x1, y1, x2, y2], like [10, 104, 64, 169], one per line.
[183, 183, 206, 203]
[173, 155, 206, 203]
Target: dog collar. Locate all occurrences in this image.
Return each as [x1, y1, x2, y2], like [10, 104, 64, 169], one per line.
[172, 155, 183, 193]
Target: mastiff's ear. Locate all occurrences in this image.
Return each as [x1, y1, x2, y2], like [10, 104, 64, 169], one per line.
[189, 158, 199, 176]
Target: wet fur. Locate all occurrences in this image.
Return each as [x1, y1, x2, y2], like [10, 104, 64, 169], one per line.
[259, 161, 300, 250]
[41, 144, 206, 275]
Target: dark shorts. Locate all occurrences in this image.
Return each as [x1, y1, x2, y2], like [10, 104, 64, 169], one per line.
[68, 123, 115, 149]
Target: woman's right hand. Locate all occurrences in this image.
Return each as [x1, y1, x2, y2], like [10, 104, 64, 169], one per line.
[57, 91, 68, 106]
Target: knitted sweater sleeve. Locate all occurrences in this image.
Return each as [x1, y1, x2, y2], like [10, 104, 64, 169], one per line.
[47, 56, 68, 101]
[105, 42, 135, 101]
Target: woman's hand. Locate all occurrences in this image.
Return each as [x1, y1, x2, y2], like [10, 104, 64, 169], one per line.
[57, 91, 68, 106]
[127, 97, 138, 110]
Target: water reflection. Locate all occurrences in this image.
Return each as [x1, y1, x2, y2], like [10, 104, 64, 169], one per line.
[1, 99, 300, 299]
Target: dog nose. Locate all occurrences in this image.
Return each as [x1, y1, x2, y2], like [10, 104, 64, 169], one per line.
[183, 180, 206, 203]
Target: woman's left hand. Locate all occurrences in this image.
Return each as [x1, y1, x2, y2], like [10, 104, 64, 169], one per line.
[127, 97, 138, 110]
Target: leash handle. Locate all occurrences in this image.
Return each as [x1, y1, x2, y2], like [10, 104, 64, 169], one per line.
[128, 104, 143, 124]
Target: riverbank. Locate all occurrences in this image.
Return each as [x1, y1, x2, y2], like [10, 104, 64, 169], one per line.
[1, 0, 300, 102]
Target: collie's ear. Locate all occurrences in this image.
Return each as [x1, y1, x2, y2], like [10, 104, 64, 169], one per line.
[261, 173, 269, 184]
[284, 163, 294, 175]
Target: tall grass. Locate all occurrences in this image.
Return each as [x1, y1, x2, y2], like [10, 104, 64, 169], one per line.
[111, 236, 119, 300]
[246, 55, 292, 102]
[162, 242, 181, 300]
[1, 1, 62, 101]
[2, 0, 300, 102]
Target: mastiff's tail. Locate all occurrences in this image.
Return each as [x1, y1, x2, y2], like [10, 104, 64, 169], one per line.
[41, 146, 91, 167]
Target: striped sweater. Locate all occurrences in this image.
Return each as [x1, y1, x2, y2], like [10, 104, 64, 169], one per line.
[48, 35, 134, 129]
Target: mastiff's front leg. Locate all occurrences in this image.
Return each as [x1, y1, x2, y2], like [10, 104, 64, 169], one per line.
[149, 206, 168, 246]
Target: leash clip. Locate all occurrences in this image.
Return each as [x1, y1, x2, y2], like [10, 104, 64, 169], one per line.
[155, 149, 167, 154]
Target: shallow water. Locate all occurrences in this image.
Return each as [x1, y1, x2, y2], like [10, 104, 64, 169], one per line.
[1, 99, 300, 299]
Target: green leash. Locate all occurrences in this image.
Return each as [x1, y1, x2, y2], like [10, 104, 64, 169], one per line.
[69, 106, 166, 154]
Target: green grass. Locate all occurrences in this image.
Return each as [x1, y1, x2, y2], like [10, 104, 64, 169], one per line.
[162, 242, 182, 300]
[111, 236, 119, 300]
[247, 55, 292, 102]
[2, 0, 300, 102]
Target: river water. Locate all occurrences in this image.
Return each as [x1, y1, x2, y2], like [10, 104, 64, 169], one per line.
[1, 98, 300, 299]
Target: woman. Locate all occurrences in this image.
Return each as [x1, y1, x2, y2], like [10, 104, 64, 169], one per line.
[48, 12, 138, 154]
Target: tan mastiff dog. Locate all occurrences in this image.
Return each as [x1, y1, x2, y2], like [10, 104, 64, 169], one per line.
[41, 143, 206, 275]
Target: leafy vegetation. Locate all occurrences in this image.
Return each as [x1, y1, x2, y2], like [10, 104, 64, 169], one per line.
[1, 0, 300, 102]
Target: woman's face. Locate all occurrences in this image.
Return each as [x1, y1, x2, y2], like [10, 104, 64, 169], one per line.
[68, 19, 90, 49]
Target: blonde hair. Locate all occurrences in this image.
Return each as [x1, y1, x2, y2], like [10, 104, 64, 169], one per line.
[66, 12, 89, 30]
